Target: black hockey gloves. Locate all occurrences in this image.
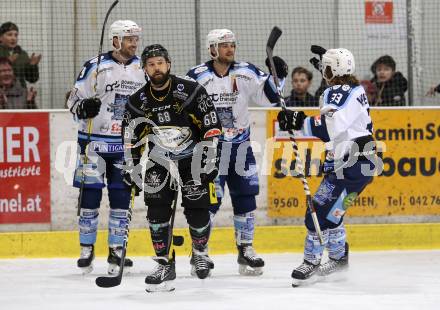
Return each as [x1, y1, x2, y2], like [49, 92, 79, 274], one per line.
[265, 56, 288, 79]
[277, 110, 307, 131]
[309, 45, 327, 73]
[121, 160, 143, 196]
[200, 142, 220, 184]
[76, 98, 102, 119]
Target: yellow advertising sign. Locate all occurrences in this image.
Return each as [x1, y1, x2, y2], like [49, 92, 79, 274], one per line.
[267, 108, 440, 217]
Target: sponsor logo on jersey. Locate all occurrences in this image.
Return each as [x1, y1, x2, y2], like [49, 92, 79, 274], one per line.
[182, 180, 208, 201]
[152, 126, 193, 151]
[313, 179, 336, 206]
[173, 89, 189, 101]
[90, 142, 124, 153]
[109, 93, 129, 120]
[314, 115, 322, 126]
[204, 128, 222, 139]
[105, 81, 120, 92]
[194, 66, 208, 74]
[177, 83, 184, 91]
[332, 85, 341, 90]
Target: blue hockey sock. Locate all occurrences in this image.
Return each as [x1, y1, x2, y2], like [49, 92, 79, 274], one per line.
[108, 209, 130, 247]
[233, 212, 255, 245]
[327, 223, 347, 260]
[79, 208, 99, 245]
[303, 229, 329, 265]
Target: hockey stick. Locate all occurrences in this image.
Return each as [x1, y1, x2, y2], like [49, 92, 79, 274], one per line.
[266, 26, 325, 245]
[77, 0, 119, 216]
[95, 186, 134, 288]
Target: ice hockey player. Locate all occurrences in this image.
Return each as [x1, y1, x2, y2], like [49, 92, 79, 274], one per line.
[277, 48, 377, 286]
[122, 44, 222, 292]
[66, 20, 145, 275]
[186, 29, 288, 276]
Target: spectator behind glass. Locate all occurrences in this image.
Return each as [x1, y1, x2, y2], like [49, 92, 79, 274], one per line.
[0, 22, 41, 88]
[285, 66, 318, 107]
[370, 55, 407, 106]
[0, 57, 37, 109]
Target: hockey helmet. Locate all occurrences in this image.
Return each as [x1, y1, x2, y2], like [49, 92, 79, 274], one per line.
[206, 29, 236, 60]
[141, 44, 171, 66]
[321, 48, 355, 81]
[108, 20, 142, 50]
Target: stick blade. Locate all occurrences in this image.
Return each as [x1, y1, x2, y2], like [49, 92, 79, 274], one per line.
[266, 26, 282, 50]
[95, 275, 122, 288]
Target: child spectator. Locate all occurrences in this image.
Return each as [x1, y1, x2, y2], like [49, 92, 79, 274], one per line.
[370, 55, 407, 106]
[0, 22, 41, 88]
[285, 66, 318, 107]
[0, 57, 37, 109]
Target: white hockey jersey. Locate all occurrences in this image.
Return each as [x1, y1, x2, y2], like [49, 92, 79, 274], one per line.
[67, 52, 146, 153]
[187, 60, 282, 143]
[301, 84, 373, 160]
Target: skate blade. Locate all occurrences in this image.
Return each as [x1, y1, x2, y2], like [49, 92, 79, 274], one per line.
[107, 264, 131, 276]
[190, 266, 212, 278]
[145, 281, 175, 293]
[79, 264, 93, 275]
[317, 265, 349, 277]
[238, 264, 263, 276]
[292, 274, 319, 287]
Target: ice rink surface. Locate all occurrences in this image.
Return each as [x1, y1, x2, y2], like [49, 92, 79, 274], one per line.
[1, 251, 439, 310]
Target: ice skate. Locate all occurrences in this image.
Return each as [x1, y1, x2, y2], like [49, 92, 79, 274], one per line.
[319, 242, 349, 276]
[237, 245, 264, 276]
[190, 247, 214, 279]
[107, 246, 133, 275]
[291, 260, 320, 287]
[77, 244, 94, 274]
[145, 256, 176, 292]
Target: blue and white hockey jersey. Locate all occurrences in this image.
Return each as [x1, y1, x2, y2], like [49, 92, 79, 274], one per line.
[67, 52, 146, 154]
[187, 60, 282, 143]
[301, 84, 373, 160]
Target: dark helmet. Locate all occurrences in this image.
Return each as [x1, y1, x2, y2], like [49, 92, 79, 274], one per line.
[141, 44, 170, 66]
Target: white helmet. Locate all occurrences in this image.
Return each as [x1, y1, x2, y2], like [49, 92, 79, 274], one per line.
[108, 20, 142, 50]
[206, 29, 236, 60]
[321, 48, 355, 81]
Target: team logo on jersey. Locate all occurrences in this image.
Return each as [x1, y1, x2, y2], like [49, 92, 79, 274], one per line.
[342, 84, 351, 92]
[152, 126, 193, 151]
[145, 170, 164, 188]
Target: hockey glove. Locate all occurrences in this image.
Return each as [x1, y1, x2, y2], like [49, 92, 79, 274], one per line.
[76, 98, 102, 119]
[277, 110, 307, 131]
[200, 142, 220, 184]
[265, 56, 289, 79]
[121, 160, 143, 196]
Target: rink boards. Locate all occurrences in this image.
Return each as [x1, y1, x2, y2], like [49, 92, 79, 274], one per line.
[1, 107, 440, 258]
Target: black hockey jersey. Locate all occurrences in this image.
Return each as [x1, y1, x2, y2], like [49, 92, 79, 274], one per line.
[122, 74, 222, 161]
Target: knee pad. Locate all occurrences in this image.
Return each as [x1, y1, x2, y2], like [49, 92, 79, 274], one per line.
[231, 195, 256, 215]
[80, 188, 102, 210]
[108, 188, 131, 210]
[108, 209, 130, 247]
[79, 208, 99, 245]
[147, 203, 172, 224]
[233, 211, 255, 245]
[327, 223, 347, 260]
[304, 229, 329, 265]
[184, 208, 210, 228]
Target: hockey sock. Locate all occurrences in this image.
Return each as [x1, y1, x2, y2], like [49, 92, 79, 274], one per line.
[304, 229, 329, 265]
[189, 222, 210, 251]
[108, 209, 130, 247]
[149, 222, 170, 257]
[327, 224, 347, 260]
[79, 208, 99, 245]
[233, 212, 255, 246]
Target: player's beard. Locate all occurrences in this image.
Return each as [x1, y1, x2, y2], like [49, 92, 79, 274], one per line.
[149, 70, 170, 88]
